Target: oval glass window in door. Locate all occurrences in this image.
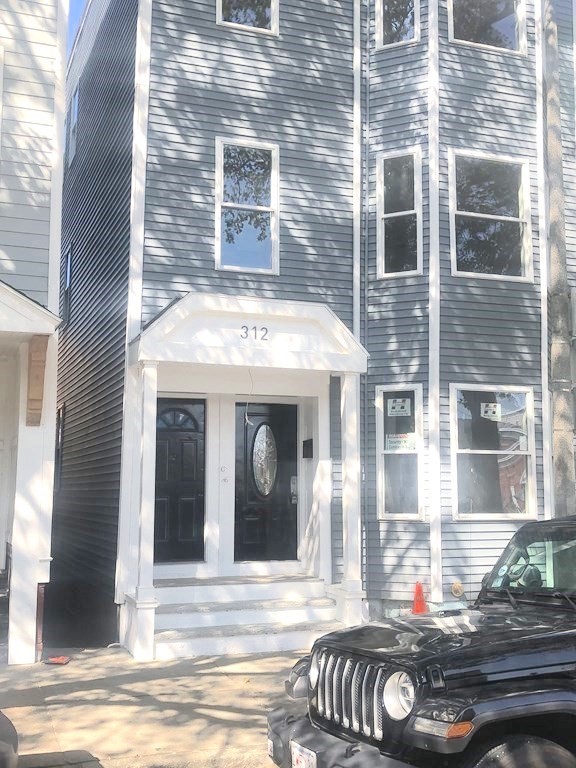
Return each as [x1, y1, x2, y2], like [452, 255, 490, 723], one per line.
[252, 423, 278, 496]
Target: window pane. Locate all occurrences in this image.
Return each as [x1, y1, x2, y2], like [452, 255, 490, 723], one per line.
[223, 145, 272, 206]
[222, 0, 272, 29]
[457, 454, 528, 515]
[456, 216, 523, 275]
[382, 0, 415, 45]
[221, 210, 272, 269]
[453, 0, 518, 50]
[384, 214, 417, 273]
[384, 155, 414, 213]
[383, 391, 416, 450]
[384, 454, 418, 514]
[457, 390, 527, 451]
[456, 157, 521, 217]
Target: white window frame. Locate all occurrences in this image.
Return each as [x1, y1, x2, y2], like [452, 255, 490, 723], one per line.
[377, 147, 423, 279]
[216, 0, 279, 36]
[448, 0, 527, 55]
[215, 137, 279, 275]
[375, 384, 424, 520]
[376, 0, 420, 49]
[449, 383, 537, 521]
[63, 245, 72, 323]
[66, 86, 79, 164]
[449, 149, 533, 282]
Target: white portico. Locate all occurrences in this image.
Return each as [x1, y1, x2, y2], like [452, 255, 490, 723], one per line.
[116, 292, 367, 661]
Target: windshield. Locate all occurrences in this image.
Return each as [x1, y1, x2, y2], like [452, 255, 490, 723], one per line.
[486, 523, 576, 593]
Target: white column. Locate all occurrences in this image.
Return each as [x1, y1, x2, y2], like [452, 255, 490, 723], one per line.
[132, 361, 158, 661]
[328, 373, 365, 625]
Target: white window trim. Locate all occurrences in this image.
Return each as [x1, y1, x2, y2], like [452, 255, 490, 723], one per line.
[215, 136, 280, 275]
[449, 383, 538, 521]
[375, 383, 425, 520]
[447, 0, 527, 55]
[216, 0, 279, 37]
[376, 147, 423, 279]
[66, 86, 79, 164]
[449, 148, 533, 282]
[375, 0, 420, 50]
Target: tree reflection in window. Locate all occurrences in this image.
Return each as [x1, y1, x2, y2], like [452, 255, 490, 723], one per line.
[452, 0, 519, 51]
[157, 409, 199, 431]
[382, 0, 415, 46]
[455, 156, 526, 276]
[382, 154, 418, 273]
[221, 144, 274, 270]
[252, 424, 277, 497]
[222, 0, 272, 30]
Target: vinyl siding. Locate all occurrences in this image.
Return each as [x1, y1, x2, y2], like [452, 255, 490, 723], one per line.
[0, 0, 60, 306]
[141, 0, 355, 330]
[364, 0, 431, 602]
[48, 0, 137, 644]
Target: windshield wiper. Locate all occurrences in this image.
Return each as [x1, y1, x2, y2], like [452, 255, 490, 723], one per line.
[552, 591, 576, 612]
[485, 587, 518, 609]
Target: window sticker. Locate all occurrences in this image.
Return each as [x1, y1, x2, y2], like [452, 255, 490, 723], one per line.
[386, 433, 416, 451]
[481, 402, 501, 421]
[387, 397, 411, 417]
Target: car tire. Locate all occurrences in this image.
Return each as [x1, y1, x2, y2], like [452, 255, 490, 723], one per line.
[462, 735, 576, 768]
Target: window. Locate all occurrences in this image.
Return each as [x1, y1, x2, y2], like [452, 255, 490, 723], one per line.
[217, 0, 278, 34]
[377, 150, 422, 277]
[450, 0, 524, 52]
[451, 153, 531, 279]
[376, 385, 423, 518]
[376, 0, 419, 48]
[65, 87, 79, 163]
[62, 246, 72, 323]
[451, 385, 535, 518]
[54, 404, 65, 492]
[216, 138, 279, 273]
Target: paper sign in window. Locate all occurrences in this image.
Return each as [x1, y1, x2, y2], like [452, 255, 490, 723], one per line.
[387, 398, 411, 417]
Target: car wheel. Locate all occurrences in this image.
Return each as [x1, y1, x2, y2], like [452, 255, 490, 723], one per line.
[462, 735, 576, 768]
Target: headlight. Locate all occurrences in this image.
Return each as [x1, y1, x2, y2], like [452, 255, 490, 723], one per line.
[309, 651, 320, 689]
[383, 671, 415, 721]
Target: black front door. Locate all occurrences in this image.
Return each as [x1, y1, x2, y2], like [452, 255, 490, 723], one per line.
[154, 399, 205, 562]
[235, 403, 298, 561]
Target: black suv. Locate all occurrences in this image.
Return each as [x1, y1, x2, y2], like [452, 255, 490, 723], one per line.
[268, 518, 576, 768]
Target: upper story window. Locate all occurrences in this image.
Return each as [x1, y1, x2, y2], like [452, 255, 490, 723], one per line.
[450, 0, 525, 53]
[451, 152, 531, 280]
[375, 385, 423, 519]
[216, 138, 279, 274]
[62, 246, 72, 323]
[65, 87, 79, 164]
[376, 0, 419, 48]
[377, 149, 422, 277]
[451, 385, 535, 519]
[217, 0, 278, 35]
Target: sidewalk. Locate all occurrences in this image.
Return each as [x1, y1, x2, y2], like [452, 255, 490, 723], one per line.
[0, 647, 306, 768]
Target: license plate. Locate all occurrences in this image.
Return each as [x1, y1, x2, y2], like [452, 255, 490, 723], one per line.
[290, 741, 317, 768]
[267, 738, 274, 757]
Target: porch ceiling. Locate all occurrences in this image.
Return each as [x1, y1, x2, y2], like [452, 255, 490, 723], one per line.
[130, 292, 368, 373]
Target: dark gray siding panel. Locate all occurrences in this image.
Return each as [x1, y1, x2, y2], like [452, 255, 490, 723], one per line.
[141, 0, 355, 330]
[48, 0, 137, 644]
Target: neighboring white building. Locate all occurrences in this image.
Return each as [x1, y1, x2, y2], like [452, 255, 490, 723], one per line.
[0, 0, 67, 663]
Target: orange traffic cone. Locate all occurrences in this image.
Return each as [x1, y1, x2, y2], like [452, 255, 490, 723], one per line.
[412, 582, 427, 614]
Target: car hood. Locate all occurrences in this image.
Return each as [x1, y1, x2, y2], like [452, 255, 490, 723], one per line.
[317, 604, 576, 683]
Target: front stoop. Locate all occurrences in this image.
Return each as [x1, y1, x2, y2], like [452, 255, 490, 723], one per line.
[152, 574, 343, 660]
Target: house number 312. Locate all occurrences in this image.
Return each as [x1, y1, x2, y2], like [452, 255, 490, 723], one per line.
[240, 325, 269, 341]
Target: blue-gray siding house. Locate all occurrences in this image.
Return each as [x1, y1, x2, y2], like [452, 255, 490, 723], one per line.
[50, 0, 575, 660]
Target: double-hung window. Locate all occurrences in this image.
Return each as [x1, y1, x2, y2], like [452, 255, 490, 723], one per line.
[450, 0, 525, 53]
[216, 138, 279, 273]
[376, 0, 419, 48]
[451, 385, 535, 518]
[377, 150, 422, 277]
[217, 0, 278, 35]
[376, 385, 423, 518]
[451, 152, 531, 279]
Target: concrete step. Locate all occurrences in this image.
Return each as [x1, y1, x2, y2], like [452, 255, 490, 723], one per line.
[153, 620, 343, 660]
[155, 595, 337, 630]
[153, 574, 326, 605]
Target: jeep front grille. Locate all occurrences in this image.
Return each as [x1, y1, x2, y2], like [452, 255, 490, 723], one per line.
[313, 647, 388, 740]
